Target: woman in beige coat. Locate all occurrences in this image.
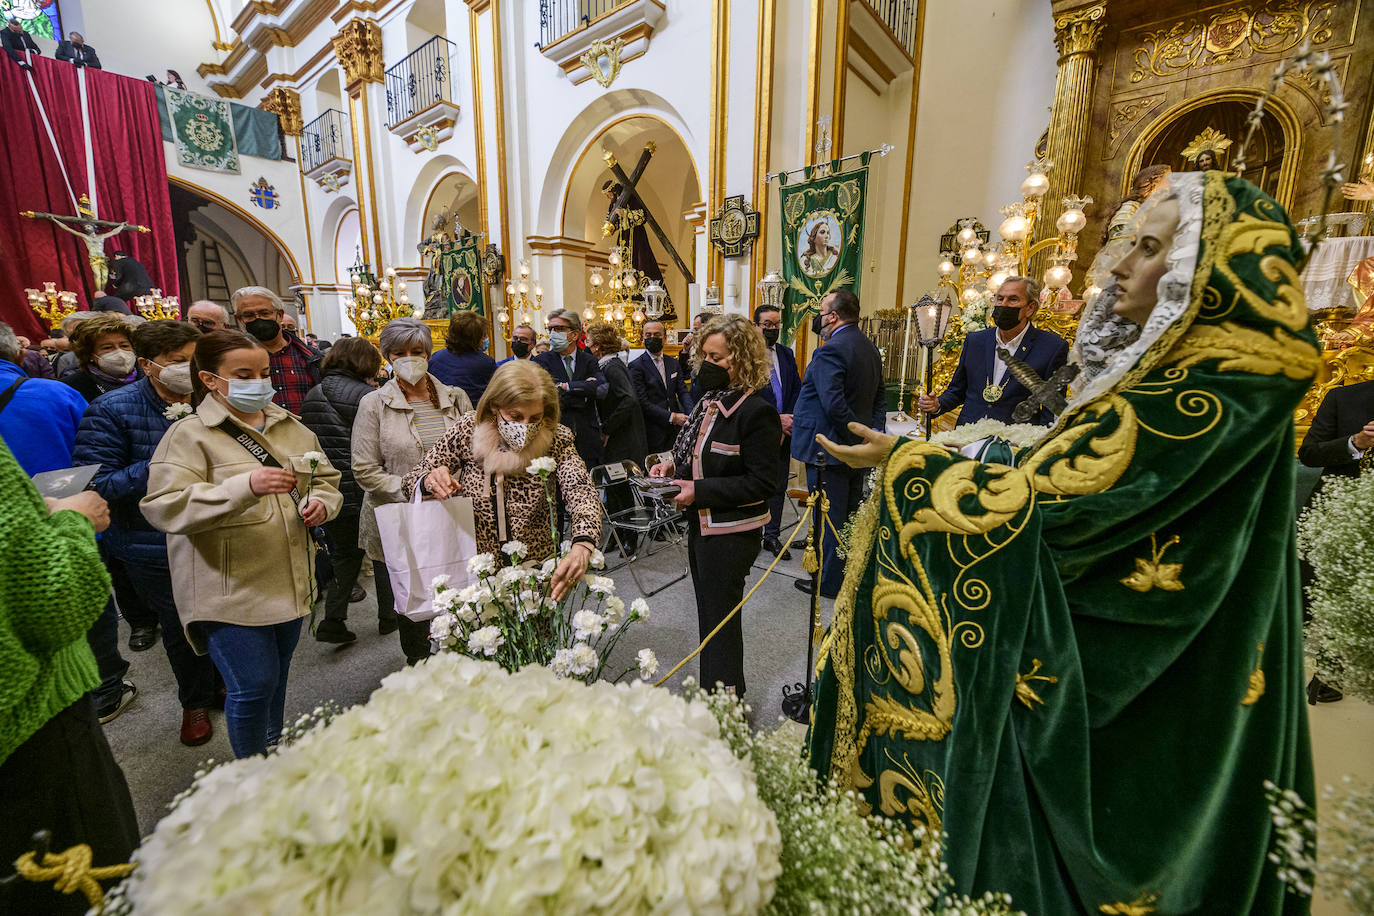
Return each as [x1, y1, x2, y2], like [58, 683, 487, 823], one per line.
[352, 318, 472, 664]
[142, 331, 341, 758]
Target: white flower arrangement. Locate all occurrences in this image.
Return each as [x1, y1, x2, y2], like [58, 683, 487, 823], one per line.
[109, 657, 782, 915]
[1264, 779, 1316, 897]
[636, 648, 658, 680]
[930, 418, 1047, 451]
[428, 549, 652, 684]
[162, 402, 192, 421]
[1318, 777, 1374, 910]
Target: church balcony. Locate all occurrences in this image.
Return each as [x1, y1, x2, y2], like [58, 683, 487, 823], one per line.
[535, 0, 666, 86]
[301, 108, 353, 191]
[386, 36, 461, 153]
[848, 0, 918, 94]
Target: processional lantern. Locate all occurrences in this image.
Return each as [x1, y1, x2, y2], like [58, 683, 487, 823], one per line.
[915, 293, 955, 440]
[757, 268, 785, 311]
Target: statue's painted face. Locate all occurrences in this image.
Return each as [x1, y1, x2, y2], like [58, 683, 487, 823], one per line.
[1196, 151, 1216, 171]
[1111, 196, 1180, 327]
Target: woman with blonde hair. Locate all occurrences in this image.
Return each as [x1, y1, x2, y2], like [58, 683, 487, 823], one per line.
[649, 314, 780, 694]
[352, 317, 472, 664]
[402, 358, 600, 600]
[142, 330, 342, 758]
[62, 312, 139, 403]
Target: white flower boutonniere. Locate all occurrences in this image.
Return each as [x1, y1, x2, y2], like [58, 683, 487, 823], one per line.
[527, 456, 556, 476]
[163, 402, 192, 421]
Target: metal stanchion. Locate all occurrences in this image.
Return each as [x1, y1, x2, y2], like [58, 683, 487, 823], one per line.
[781, 453, 826, 724]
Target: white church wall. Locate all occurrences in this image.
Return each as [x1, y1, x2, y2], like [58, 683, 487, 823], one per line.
[64, 0, 219, 93]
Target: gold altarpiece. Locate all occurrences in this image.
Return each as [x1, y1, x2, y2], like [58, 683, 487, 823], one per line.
[1040, 0, 1374, 440]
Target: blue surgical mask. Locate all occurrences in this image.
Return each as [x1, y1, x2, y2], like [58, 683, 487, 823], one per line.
[548, 331, 570, 352]
[214, 375, 276, 413]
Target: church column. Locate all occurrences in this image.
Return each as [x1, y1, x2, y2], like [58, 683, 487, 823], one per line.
[260, 87, 317, 327]
[1034, 3, 1107, 278]
[332, 19, 387, 272]
[684, 202, 709, 321]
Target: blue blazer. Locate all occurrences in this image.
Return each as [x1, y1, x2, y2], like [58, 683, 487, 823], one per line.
[429, 348, 497, 406]
[935, 324, 1070, 427]
[764, 342, 802, 417]
[534, 347, 607, 465]
[790, 324, 886, 467]
[629, 351, 693, 450]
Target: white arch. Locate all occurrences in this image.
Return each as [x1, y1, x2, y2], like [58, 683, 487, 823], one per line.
[534, 88, 702, 240]
[402, 154, 479, 255]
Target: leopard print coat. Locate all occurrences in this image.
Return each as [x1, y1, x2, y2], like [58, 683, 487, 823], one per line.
[400, 412, 601, 560]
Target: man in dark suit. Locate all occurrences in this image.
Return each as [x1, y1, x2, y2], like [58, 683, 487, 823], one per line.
[3, 18, 39, 70]
[756, 303, 801, 559]
[107, 251, 155, 300]
[630, 319, 693, 457]
[918, 277, 1069, 427]
[533, 309, 607, 468]
[55, 32, 102, 68]
[790, 289, 885, 598]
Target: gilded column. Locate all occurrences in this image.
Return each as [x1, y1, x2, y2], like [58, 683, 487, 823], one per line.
[1034, 3, 1107, 276]
[260, 88, 318, 301]
[333, 19, 386, 268]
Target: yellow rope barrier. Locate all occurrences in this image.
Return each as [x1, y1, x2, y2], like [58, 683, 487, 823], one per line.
[654, 502, 816, 687]
[12, 843, 135, 912]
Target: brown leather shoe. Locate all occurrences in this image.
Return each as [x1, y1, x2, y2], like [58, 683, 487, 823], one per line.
[180, 708, 212, 746]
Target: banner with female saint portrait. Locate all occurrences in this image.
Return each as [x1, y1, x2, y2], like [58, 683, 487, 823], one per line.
[777, 158, 869, 343]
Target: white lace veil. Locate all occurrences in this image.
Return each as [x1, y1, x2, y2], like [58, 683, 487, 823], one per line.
[1065, 172, 1205, 412]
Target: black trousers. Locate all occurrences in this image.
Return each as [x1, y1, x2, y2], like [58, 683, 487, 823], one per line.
[687, 521, 760, 696]
[0, 699, 139, 916]
[121, 554, 215, 710]
[763, 437, 792, 541]
[323, 511, 368, 624]
[101, 544, 156, 631]
[370, 560, 431, 665]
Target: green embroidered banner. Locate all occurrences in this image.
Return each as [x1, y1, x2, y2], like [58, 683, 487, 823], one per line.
[777, 158, 869, 343]
[164, 87, 240, 173]
[438, 236, 485, 316]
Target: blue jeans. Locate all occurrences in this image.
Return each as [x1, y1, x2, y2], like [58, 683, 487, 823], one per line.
[87, 598, 130, 712]
[202, 619, 302, 758]
[120, 554, 216, 710]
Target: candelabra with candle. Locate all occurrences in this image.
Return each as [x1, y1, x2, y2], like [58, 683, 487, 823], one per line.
[915, 294, 955, 439]
[345, 263, 415, 339]
[25, 281, 78, 331]
[134, 289, 181, 320]
[498, 259, 542, 342]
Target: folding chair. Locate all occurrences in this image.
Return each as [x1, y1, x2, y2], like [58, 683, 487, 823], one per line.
[589, 460, 688, 596]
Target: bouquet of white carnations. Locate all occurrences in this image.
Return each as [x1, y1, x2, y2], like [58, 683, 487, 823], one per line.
[105, 656, 780, 915]
[427, 542, 654, 683]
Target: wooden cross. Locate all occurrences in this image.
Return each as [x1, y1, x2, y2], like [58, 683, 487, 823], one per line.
[997, 345, 1081, 423]
[20, 195, 149, 291]
[601, 143, 695, 284]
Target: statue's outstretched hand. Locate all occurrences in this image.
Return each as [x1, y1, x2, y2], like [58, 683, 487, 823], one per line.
[816, 423, 898, 469]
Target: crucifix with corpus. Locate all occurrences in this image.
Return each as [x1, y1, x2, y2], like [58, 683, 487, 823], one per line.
[20, 194, 149, 291]
[601, 142, 695, 322]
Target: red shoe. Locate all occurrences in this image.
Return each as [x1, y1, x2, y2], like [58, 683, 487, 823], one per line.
[180, 708, 212, 746]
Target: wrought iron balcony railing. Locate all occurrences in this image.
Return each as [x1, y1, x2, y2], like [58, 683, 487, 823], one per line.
[537, 0, 628, 49]
[301, 109, 349, 172]
[385, 35, 457, 128]
[861, 0, 919, 58]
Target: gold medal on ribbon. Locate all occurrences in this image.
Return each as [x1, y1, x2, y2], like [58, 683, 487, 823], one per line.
[983, 383, 1003, 402]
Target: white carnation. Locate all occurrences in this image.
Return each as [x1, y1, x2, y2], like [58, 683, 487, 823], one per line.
[467, 553, 497, 577]
[586, 575, 616, 596]
[526, 456, 556, 475]
[630, 597, 651, 621]
[549, 648, 575, 678]
[637, 648, 659, 680]
[568, 642, 598, 676]
[496, 565, 527, 589]
[466, 625, 505, 657]
[430, 574, 451, 591]
[589, 548, 606, 570]
[429, 613, 456, 640]
[302, 450, 325, 465]
[501, 541, 527, 560]
[603, 596, 626, 626]
[539, 557, 558, 577]
[571, 610, 605, 642]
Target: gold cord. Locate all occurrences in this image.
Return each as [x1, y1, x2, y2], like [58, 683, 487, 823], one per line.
[12, 843, 135, 913]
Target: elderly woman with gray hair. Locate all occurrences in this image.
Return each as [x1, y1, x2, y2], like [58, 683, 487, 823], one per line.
[352, 318, 473, 663]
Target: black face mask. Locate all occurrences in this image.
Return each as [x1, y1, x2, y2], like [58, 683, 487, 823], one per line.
[644, 337, 664, 355]
[991, 306, 1023, 332]
[244, 318, 281, 342]
[811, 312, 825, 336]
[696, 359, 731, 393]
[191, 321, 213, 334]
[761, 328, 780, 347]
[511, 339, 531, 358]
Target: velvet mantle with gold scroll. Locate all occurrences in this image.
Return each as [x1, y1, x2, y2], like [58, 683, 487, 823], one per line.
[807, 175, 1318, 915]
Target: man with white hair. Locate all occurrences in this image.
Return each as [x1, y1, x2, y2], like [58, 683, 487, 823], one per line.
[186, 300, 230, 333]
[231, 285, 321, 414]
[55, 31, 102, 68]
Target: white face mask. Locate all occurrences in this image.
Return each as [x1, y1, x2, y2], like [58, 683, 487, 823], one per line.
[547, 331, 570, 352]
[97, 349, 136, 376]
[151, 360, 193, 395]
[392, 355, 429, 385]
[497, 417, 536, 451]
[214, 375, 276, 413]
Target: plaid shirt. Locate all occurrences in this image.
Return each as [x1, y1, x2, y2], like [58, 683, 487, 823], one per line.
[268, 334, 319, 415]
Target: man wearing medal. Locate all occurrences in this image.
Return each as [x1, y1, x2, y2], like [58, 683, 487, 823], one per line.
[918, 276, 1069, 427]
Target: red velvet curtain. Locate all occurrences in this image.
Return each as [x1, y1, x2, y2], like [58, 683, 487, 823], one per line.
[0, 54, 176, 340]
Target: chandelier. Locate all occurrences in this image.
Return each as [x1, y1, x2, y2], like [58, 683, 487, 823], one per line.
[26, 281, 78, 330]
[134, 289, 181, 320]
[498, 258, 543, 342]
[345, 262, 415, 338]
[584, 208, 656, 346]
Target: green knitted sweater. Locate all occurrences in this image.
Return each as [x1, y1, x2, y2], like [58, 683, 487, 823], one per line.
[0, 439, 110, 766]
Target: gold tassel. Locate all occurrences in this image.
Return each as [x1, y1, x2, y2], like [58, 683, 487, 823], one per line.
[801, 536, 819, 574]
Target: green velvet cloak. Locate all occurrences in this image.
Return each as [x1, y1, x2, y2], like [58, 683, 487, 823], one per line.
[808, 174, 1320, 915]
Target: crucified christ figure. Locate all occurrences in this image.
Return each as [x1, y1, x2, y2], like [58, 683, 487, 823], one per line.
[20, 195, 148, 291]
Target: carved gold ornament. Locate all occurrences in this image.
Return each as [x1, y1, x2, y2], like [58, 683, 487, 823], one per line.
[333, 19, 385, 88]
[1099, 892, 1159, 916]
[580, 38, 625, 89]
[259, 87, 303, 136]
[416, 126, 439, 151]
[1241, 643, 1266, 706]
[1106, 94, 1165, 149]
[1181, 127, 1233, 163]
[1053, 2, 1107, 58]
[1127, 1, 1337, 85]
[1120, 533, 1183, 593]
[1014, 658, 1059, 709]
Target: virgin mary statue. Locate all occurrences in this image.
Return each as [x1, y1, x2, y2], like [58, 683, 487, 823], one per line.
[807, 172, 1319, 914]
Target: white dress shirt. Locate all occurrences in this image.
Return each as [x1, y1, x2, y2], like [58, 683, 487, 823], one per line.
[991, 323, 1031, 386]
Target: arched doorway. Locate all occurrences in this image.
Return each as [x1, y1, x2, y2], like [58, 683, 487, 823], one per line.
[168, 179, 302, 315]
[1123, 91, 1301, 209]
[421, 171, 480, 240]
[559, 115, 701, 327]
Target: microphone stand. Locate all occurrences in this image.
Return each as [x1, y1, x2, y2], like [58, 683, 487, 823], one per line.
[782, 450, 826, 724]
